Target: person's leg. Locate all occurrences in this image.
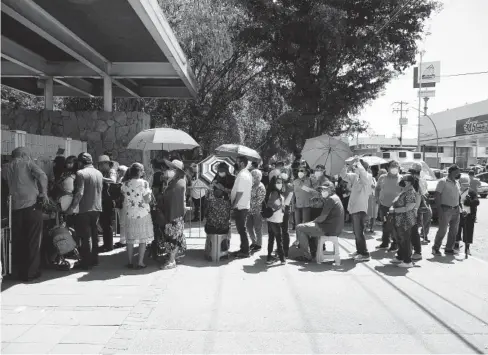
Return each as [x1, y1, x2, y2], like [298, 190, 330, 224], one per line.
[191, 198, 199, 220]
[433, 207, 449, 251]
[422, 206, 432, 238]
[100, 207, 113, 250]
[254, 213, 263, 248]
[302, 207, 316, 254]
[296, 222, 323, 260]
[273, 223, 285, 262]
[138, 243, 147, 267]
[11, 209, 24, 279]
[246, 214, 257, 246]
[282, 206, 290, 256]
[295, 208, 303, 226]
[90, 212, 100, 266]
[464, 214, 475, 245]
[235, 209, 250, 254]
[411, 221, 422, 256]
[200, 196, 206, 221]
[127, 243, 134, 265]
[352, 212, 369, 257]
[22, 206, 43, 280]
[455, 213, 465, 249]
[76, 213, 90, 267]
[267, 222, 276, 257]
[403, 227, 413, 264]
[396, 228, 406, 261]
[446, 210, 460, 251]
[379, 205, 391, 247]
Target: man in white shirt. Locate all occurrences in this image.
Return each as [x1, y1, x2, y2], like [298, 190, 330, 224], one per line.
[340, 157, 373, 261]
[231, 156, 253, 258]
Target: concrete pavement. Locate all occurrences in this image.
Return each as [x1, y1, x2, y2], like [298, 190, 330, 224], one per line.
[1, 224, 488, 354]
[470, 197, 488, 262]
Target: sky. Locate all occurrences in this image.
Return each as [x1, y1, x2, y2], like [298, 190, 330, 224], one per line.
[358, 0, 488, 139]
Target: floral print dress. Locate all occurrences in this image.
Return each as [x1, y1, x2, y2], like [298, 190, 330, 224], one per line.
[121, 178, 154, 245]
[392, 187, 417, 231]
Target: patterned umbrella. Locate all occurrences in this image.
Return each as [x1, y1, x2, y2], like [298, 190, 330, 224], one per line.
[215, 144, 262, 163]
[199, 155, 236, 184]
[127, 128, 199, 151]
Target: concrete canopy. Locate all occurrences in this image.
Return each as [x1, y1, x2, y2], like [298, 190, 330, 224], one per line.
[0, 0, 197, 100]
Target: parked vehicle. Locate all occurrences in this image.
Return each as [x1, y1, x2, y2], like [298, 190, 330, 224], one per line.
[475, 172, 488, 198]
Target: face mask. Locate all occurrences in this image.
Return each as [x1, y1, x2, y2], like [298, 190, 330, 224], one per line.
[280, 173, 289, 181]
[321, 191, 329, 198]
[315, 171, 323, 178]
[399, 180, 406, 187]
[218, 172, 226, 177]
[233, 163, 239, 171]
[390, 168, 399, 175]
[275, 184, 283, 190]
[298, 172, 305, 179]
[166, 170, 175, 179]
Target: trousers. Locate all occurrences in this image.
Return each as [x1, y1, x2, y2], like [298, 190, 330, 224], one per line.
[76, 211, 100, 267]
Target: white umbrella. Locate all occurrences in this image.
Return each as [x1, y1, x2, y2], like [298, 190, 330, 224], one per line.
[127, 128, 199, 151]
[215, 144, 262, 163]
[301, 135, 353, 175]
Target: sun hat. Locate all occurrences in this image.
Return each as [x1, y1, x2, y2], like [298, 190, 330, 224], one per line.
[164, 159, 185, 172]
[98, 155, 113, 166]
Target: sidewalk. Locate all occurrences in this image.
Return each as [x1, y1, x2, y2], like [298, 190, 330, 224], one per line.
[1, 226, 488, 354]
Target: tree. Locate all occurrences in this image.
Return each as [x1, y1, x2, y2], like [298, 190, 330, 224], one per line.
[237, 0, 439, 151]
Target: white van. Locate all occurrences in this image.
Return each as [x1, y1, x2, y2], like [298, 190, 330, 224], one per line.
[376, 150, 423, 162]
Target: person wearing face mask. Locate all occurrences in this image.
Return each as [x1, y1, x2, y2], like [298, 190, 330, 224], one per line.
[246, 169, 266, 252]
[366, 167, 378, 234]
[264, 177, 286, 264]
[280, 170, 294, 257]
[432, 164, 462, 256]
[293, 163, 315, 250]
[388, 174, 419, 268]
[455, 175, 478, 257]
[295, 182, 344, 262]
[230, 156, 253, 258]
[340, 157, 373, 262]
[157, 160, 187, 269]
[375, 160, 402, 252]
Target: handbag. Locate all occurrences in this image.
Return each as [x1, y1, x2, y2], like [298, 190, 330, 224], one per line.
[50, 225, 77, 256]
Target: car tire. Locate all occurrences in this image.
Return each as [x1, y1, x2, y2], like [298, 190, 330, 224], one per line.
[481, 194, 487, 198]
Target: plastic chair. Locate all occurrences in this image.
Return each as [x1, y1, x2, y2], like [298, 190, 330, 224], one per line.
[316, 236, 341, 266]
[209, 234, 230, 262]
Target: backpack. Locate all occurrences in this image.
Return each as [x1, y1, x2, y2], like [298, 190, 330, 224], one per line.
[261, 190, 277, 219]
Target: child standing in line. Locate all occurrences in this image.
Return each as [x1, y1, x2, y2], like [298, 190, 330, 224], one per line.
[265, 176, 285, 265]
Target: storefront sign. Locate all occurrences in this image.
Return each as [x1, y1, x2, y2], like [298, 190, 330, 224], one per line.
[456, 114, 488, 136]
[418, 61, 441, 84]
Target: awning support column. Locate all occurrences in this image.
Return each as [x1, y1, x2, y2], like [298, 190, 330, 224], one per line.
[453, 141, 456, 165]
[103, 74, 113, 112]
[44, 77, 53, 110]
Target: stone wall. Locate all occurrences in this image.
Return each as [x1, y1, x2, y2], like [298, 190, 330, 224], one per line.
[1, 108, 150, 167]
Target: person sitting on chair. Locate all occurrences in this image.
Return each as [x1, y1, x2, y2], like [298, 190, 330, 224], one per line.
[295, 181, 344, 262]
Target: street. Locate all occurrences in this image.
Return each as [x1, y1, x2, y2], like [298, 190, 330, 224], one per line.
[469, 197, 488, 262]
[1, 219, 488, 354]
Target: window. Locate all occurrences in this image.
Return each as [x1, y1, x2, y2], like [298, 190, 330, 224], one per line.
[399, 152, 407, 158]
[413, 153, 422, 159]
[478, 173, 488, 183]
[382, 153, 390, 159]
[423, 146, 444, 153]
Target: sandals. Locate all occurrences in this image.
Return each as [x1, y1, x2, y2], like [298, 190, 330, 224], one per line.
[126, 263, 134, 269]
[136, 264, 147, 270]
[159, 261, 176, 270]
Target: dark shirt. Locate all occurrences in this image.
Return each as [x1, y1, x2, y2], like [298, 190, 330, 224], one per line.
[74, 165, 103, 213]
[161, 177, 186, 222]
[314, 194, 344, 236]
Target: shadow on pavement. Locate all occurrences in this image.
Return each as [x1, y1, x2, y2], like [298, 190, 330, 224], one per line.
[373, 264, 409, 277]
[291, 258, 357, 273]
[179, 249, 233, 268]
[242, 255, 269, 274]
[426, 255, 456, 265]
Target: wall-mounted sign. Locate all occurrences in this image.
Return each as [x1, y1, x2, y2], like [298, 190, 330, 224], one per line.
[418, 61, 441, 84]
[413, 67, 436, 88]
[455, 114, 488, 136]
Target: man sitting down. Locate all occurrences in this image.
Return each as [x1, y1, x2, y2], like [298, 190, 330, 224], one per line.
[295, 181, 344, 261]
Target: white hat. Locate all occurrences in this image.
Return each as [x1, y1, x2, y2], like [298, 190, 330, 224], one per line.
[164, 159, 185, 172]
[98, 155, 112, 164]
[118, 165, 128, 172]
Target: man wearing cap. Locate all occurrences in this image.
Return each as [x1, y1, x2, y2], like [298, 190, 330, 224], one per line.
[97, 155, 117, 252]
[340, 156, 373, 261]
[67, 153, 103, 269]
[433, 164, 462, 256]
[295, 182, 344, 261]
[2, 147, 48, 281]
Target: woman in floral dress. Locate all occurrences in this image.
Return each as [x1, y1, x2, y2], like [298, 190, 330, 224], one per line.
[390, 174, 419, 268]
[121, 163, 154, 269]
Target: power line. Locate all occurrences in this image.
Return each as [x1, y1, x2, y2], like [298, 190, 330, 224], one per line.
[372, 0, 418, 38]
[440, 71, 488, 78]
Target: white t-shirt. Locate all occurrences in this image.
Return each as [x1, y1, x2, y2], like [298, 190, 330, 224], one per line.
[231, 168, 252, 210]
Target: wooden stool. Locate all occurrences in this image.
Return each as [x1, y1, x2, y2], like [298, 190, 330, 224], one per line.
[209, 234, 229, 262]
[316, 236, 341, 266]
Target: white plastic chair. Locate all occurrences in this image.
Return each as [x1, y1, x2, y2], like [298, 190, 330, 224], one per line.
[209, 234, 230, 262]
[316, 236, 341, 266]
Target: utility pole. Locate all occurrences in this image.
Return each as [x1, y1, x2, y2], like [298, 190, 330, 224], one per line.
[417, 50, 424, 151]
[392, 101, 409, 148]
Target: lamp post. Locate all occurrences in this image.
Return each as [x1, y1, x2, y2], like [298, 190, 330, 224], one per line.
[410, 105, 439, 168]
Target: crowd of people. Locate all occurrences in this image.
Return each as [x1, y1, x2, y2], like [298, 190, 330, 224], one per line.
[1, 146, 480, 282]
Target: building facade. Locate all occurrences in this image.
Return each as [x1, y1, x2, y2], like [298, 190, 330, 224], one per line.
[419, 99, 488, 168]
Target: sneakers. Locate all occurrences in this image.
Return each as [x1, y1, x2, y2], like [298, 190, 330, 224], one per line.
[354, 254, 370, 262]
[388, 244, 399, 252]
[349, 251, 359, 258]
[432, 247, 442, 256]
[390, 257, 402, 264]
[398, 262, 414, 268]
[376, 243, 389, 250]
[411, 253, 422, 261]
[236, 250, 250, 258]
[280, 259, 287, 265]
[250, 244, 262, 252]
[444, 249, 458, 255]
[266, 255, 274, 264]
